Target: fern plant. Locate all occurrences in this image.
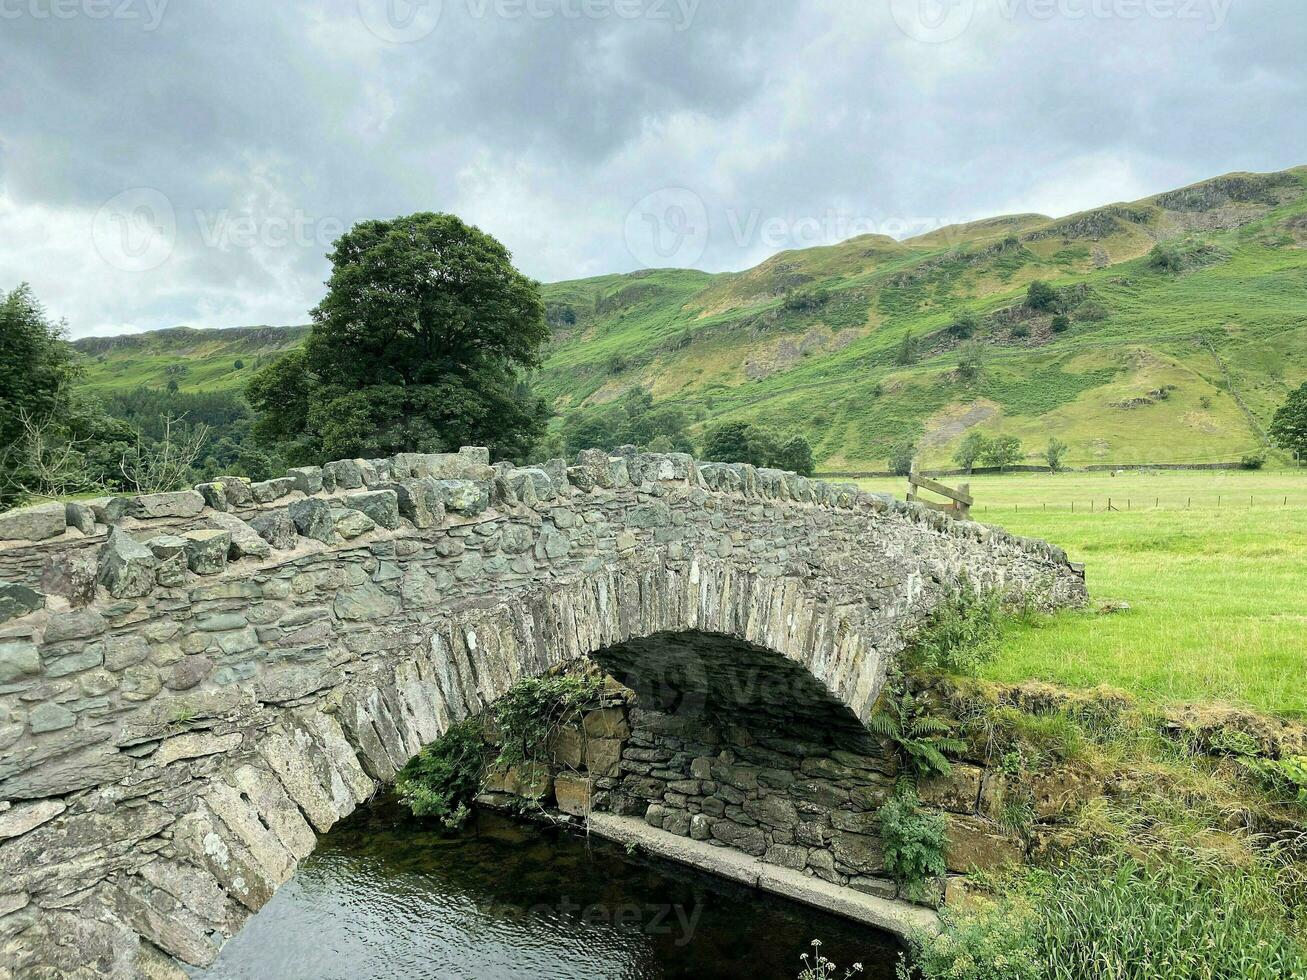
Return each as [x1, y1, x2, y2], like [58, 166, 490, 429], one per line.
[869, 681, 966, 783]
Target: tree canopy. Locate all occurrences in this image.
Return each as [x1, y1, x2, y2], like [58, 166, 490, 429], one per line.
[700, 420, 815, 476]
[247, 213, 550, 463]
[0, 284, 81, 452]
[1270, 382, 1307, 461]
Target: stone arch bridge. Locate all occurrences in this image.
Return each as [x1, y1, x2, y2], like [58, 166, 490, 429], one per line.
[0, 448, 1085, 977]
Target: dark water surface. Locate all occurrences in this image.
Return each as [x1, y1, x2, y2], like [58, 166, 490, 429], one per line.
[197, 799, 902, 980]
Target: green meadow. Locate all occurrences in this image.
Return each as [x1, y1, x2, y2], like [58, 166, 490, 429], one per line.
[860, 470, 1307, 718]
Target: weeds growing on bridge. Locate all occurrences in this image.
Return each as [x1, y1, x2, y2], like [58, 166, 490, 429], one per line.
[905, 583, 1006, 676]
[395, 718, 485, 829]
[395, 673, 605, 827]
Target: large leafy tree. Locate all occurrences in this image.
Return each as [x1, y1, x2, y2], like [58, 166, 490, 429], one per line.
[0, 284, 82, 452]
[0, 285, 130, 506]
[248, 213, 550, 463]
[1270, 382, 1307, 462]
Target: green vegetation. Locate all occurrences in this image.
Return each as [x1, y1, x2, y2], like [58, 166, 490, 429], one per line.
[246, 212, 549, 463]
[395, 718, 485, 829]
[906, 585, 1004, 675]
[1272, 381, 1307, 459]
[699, 420, 815, 475]
[396, 673, 604, 827]
[896, 674, 1307, 978]
[878, 788, 948, 903]
[552, 386, 695, 458]
[869, 682, 966, 782]
[1241, 754, 1307, 808]
[490, 673, 603, 771]
[860, 469, 1307, 717]
[902, 857, 1307, 980]
[890, 588, 1307, 978]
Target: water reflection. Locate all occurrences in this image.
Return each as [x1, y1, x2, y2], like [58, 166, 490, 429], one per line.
[198, 798, 901, 980]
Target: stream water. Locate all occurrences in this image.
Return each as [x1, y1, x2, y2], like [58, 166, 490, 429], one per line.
[196, 798, 902, 980]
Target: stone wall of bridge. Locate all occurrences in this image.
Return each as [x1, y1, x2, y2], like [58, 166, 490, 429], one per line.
[0, 447, 1085, 978]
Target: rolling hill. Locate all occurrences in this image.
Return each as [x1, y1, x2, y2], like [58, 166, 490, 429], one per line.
[73, 166, 1307, 470]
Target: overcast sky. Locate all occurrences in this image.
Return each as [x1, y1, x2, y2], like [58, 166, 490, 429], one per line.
[1, 0, 1303, 338]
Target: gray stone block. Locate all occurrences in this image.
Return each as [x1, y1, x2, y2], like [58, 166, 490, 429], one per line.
[341, 490, 400, 530]
[388, 478, 446, 529]
[0, 584, 45, 624]
[129, 490, 206, 519]
[98, 527, 158, 599]
[195, 482, 228, 512]
[183, 530, 232, 575]
[64, 501, 97, 535]
[215, 476, 252, 507]
[250, 508, 298, 549]
[205, 512, 272, 560]
[0, 639, 41, 684]
[324, 459, 364, 490]
[333, 508, 376, 539]
[249, 478, 295, 504]
[287, 466, 324, 495]
[433, 480, 490, 516]
[0, 501, 66, 541]
[289, 499, 334, 543]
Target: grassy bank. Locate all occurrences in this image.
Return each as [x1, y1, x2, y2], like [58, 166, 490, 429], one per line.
[859, 470, 1307, 718]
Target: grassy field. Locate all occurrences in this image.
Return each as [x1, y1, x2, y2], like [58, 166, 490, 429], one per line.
[859, 470, 1307, 718]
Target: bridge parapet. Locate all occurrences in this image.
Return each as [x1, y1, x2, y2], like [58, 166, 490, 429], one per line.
[0, 447, 1085, 977]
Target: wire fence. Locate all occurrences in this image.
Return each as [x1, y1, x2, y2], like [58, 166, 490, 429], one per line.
[977, 494, 1307, 515]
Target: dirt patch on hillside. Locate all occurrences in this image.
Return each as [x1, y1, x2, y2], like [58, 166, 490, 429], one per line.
[917, 400, 1002, 451]
[742, 326, 860, 379]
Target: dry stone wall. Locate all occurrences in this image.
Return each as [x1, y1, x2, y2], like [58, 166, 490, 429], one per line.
[0, 447, 1086, 978]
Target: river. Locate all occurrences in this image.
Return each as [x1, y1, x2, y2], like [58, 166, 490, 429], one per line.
[196, 797, 902, 980]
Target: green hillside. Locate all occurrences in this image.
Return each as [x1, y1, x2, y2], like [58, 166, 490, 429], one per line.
[74, 325, 308, 395]
[73, 167, 1307, 470]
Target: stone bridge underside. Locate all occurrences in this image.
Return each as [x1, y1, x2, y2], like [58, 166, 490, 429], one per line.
[0, 448, 1085, 978]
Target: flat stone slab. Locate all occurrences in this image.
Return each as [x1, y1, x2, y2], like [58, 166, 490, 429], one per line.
[0, 501, 66, 541]
[586, 813, 938, 939]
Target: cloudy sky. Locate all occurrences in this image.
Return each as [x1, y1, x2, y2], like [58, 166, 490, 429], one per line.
[1, 0, 1303, 338]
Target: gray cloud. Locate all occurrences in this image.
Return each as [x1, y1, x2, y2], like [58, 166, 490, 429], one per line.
[0, 0, 1302, 337]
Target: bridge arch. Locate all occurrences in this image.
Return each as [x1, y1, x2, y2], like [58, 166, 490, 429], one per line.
[0, 448, 1084, 976]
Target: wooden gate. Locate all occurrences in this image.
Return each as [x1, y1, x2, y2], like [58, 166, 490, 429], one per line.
[906, 471, 973, 520]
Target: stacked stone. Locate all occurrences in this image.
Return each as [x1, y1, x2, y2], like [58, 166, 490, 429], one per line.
[606, 705, 1028, 906]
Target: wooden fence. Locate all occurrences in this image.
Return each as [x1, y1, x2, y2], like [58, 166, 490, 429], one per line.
[906, 472, 972, 519]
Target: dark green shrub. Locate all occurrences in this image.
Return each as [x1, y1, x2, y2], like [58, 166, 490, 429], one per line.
[895, 331, 920, 366]
[948, 311, 979, 339]
[492, 674, 603, 770]
[1050, 314, 1070, 333]
[889, 441, 917, 477]
[395, 718, 486, 827]
[1011, 323, 1030, 339]
[1025, 280, 1058, 312]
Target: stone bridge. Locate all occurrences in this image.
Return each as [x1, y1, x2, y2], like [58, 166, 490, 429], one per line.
[0, 448, 1085, 978]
